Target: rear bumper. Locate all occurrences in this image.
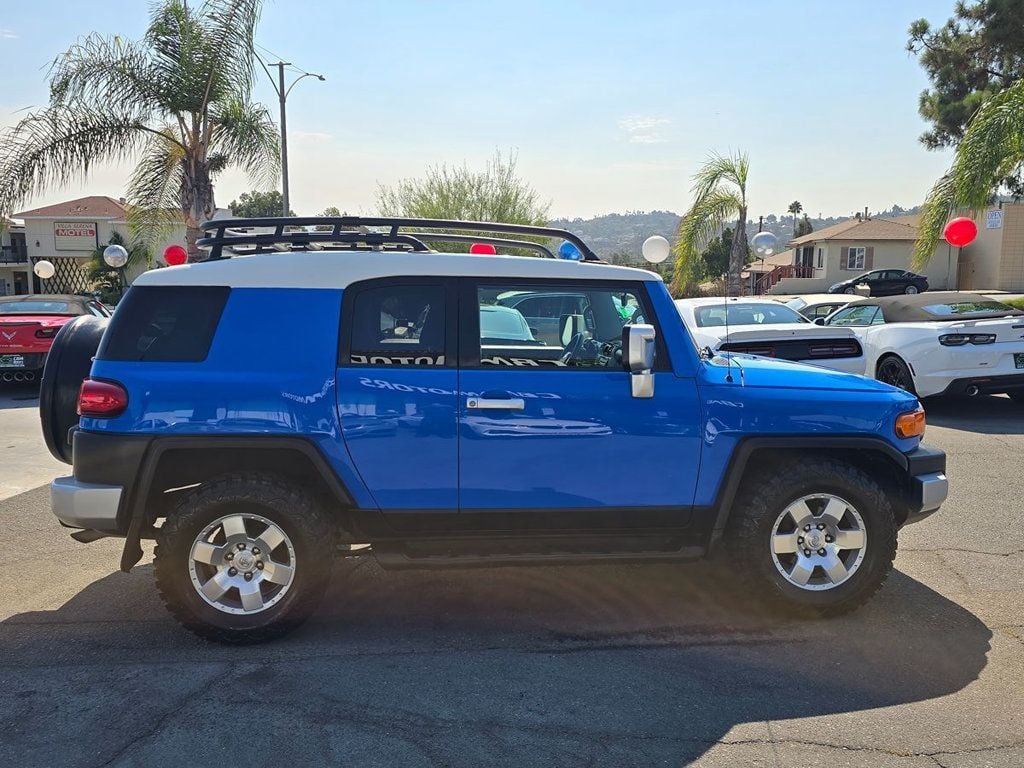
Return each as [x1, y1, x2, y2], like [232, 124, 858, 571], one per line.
[938, 373, 1024, 397]
[51, 475, 123, 533]
[903, 445, 948, 526]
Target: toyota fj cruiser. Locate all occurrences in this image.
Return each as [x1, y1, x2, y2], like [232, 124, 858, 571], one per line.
[41, 217, 948, 643]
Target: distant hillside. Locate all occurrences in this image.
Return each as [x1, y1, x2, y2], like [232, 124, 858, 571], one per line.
[551, 205, 922, 263]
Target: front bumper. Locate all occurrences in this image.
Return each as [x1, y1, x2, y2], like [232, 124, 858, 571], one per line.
[51, 475, 123, 532]
[903, 445, 948, 525]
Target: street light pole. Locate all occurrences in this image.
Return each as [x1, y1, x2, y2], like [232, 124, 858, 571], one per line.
[255, 54, 325, 217]
[275, 62, 290, 217]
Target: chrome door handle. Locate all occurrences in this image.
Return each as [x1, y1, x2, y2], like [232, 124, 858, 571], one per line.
[466, 397, 525, 411]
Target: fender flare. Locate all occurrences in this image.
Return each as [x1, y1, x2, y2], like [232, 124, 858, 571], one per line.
[117, 434, 357, 571]
[707, 435, 909, 547]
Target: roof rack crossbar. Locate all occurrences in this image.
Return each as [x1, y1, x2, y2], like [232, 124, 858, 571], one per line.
[195, 216, 597, 261]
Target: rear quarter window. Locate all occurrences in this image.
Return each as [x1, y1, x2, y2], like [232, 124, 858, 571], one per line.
[96, 286, 230, 362]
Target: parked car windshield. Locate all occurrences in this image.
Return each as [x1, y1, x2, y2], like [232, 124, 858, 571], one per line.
[0, 299, 79, 315]
[479, 306, 535, 341]
[826, 305, 883, 326]
[693, 303, 808, 327]
[923, 300, 1021, 317]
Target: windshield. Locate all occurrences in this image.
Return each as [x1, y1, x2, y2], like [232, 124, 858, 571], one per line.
[693, 303, 808, 327]
[0, 300, 79, 315]
[479, 306, 534, 340]
[923, 300, 1021, 317]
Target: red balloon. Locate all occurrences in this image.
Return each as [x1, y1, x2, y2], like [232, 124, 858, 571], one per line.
[469, 243, 497, 255]
[164, 244, 188, 266]
[943, 217, 978, 248]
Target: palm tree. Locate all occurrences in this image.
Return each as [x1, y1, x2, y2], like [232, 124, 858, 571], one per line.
[914, 77, 1024, 267]
[0, 0, 279, 259]
[673, 152, 750, 297]
[787, 200, 803, 235]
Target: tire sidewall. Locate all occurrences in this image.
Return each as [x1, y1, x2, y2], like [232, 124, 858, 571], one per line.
[157, 481, 331, 638]
[738, 467, 895, 611]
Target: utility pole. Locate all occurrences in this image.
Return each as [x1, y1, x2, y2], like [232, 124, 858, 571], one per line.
[255, 54, 325, 217]
[274, 62, 290, 217]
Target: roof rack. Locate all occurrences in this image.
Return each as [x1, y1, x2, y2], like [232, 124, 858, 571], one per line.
[195, 216, 600, 262]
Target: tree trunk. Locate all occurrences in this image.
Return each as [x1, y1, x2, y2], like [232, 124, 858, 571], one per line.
[727, 207, 747, 296]
[182, 161, 216, 260]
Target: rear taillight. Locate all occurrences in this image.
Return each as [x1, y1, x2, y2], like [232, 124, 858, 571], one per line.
[939, 333, 996, 346]
[77, 378, 129, 418]
[35, 327, 58, 339]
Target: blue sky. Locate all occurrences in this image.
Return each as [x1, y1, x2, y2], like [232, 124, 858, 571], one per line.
[1, 0, 956, 219]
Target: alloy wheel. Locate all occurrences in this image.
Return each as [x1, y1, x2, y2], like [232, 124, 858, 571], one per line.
[769, 494, 867, 591]
[188, 512, 297, 615]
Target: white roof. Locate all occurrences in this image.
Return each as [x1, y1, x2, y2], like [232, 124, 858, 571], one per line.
[134, 250, 661, 288]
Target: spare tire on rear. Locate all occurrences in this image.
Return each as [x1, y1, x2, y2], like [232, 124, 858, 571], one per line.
[39, 315, 109, 464]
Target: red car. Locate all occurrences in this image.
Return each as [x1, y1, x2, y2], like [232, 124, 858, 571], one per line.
[0, 295, 111, 384]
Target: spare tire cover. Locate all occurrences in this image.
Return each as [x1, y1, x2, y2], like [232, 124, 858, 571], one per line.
[39, 315, 109, 464]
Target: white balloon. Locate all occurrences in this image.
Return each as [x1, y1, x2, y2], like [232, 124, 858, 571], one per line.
[33, 260, 55, 279]
[642, 235, 671, 264]
[103, 244, 129, 268]
[751, 231, 778, 256]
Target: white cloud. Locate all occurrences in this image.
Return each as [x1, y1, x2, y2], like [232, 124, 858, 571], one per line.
[618, 115, 670, 144]
[0, 28, 17, 40]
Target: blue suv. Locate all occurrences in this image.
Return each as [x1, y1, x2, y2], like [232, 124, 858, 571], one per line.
[41, 217, 948, 643]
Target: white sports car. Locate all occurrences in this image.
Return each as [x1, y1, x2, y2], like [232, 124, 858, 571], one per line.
[674, 297, 866, 374]
[823, 292, 1024, 401]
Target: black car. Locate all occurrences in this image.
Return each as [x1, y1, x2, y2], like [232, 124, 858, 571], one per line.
[828, 269, 929, 296]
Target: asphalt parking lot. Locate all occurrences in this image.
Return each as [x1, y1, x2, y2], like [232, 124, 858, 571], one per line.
[0, 385, 1022, 767]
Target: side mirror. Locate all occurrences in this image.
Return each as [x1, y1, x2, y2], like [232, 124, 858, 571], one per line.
[622, 324, 656, 397]
[814, 317, 826, 325]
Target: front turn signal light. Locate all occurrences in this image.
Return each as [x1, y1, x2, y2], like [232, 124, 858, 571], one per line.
[895, 406, 926, 439]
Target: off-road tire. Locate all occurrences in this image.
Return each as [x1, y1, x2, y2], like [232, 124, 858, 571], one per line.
[725, 458, 897, 617]
[155, 473, 334, 644]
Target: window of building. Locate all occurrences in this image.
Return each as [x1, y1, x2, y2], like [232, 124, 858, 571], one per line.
[816, 248, 823, 268]
[845, 247, 866, 270]
[348, 284, 446, 366]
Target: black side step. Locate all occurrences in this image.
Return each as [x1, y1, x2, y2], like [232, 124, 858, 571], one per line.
[373, 536, 705, 570]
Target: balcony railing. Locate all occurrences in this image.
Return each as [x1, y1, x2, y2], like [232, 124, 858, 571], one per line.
[0, 245, 28, 264]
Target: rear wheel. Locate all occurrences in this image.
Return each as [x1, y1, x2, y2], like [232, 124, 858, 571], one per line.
[725, 459, 897, 616]
[155, 473, 335, 644]
[876, 355, 916, 394]
[904, 285, 919, 295]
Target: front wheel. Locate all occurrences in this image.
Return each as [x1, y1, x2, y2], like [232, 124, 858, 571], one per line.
[843, 287, 857, 295]
[725, 458, 897, 617]
[155, 474, 335, 643]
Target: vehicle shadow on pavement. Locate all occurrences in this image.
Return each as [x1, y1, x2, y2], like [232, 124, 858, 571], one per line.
[925, 394, 1024, 434]
[0, 384, 41, 410]
[0, 558, 991, 767]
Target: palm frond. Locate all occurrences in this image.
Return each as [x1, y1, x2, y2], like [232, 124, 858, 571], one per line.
[196, 0, 263, 113]
[690, 151, 748, 204]
[209, 98, 279, 187]
[915, 79, 1024, 268]
[125, 130, 187, 259]
[48, 33, 163, 116]
[913, 173, 956, 269]
[672, 189, 742, 295]
[0, 105, 149, 216]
